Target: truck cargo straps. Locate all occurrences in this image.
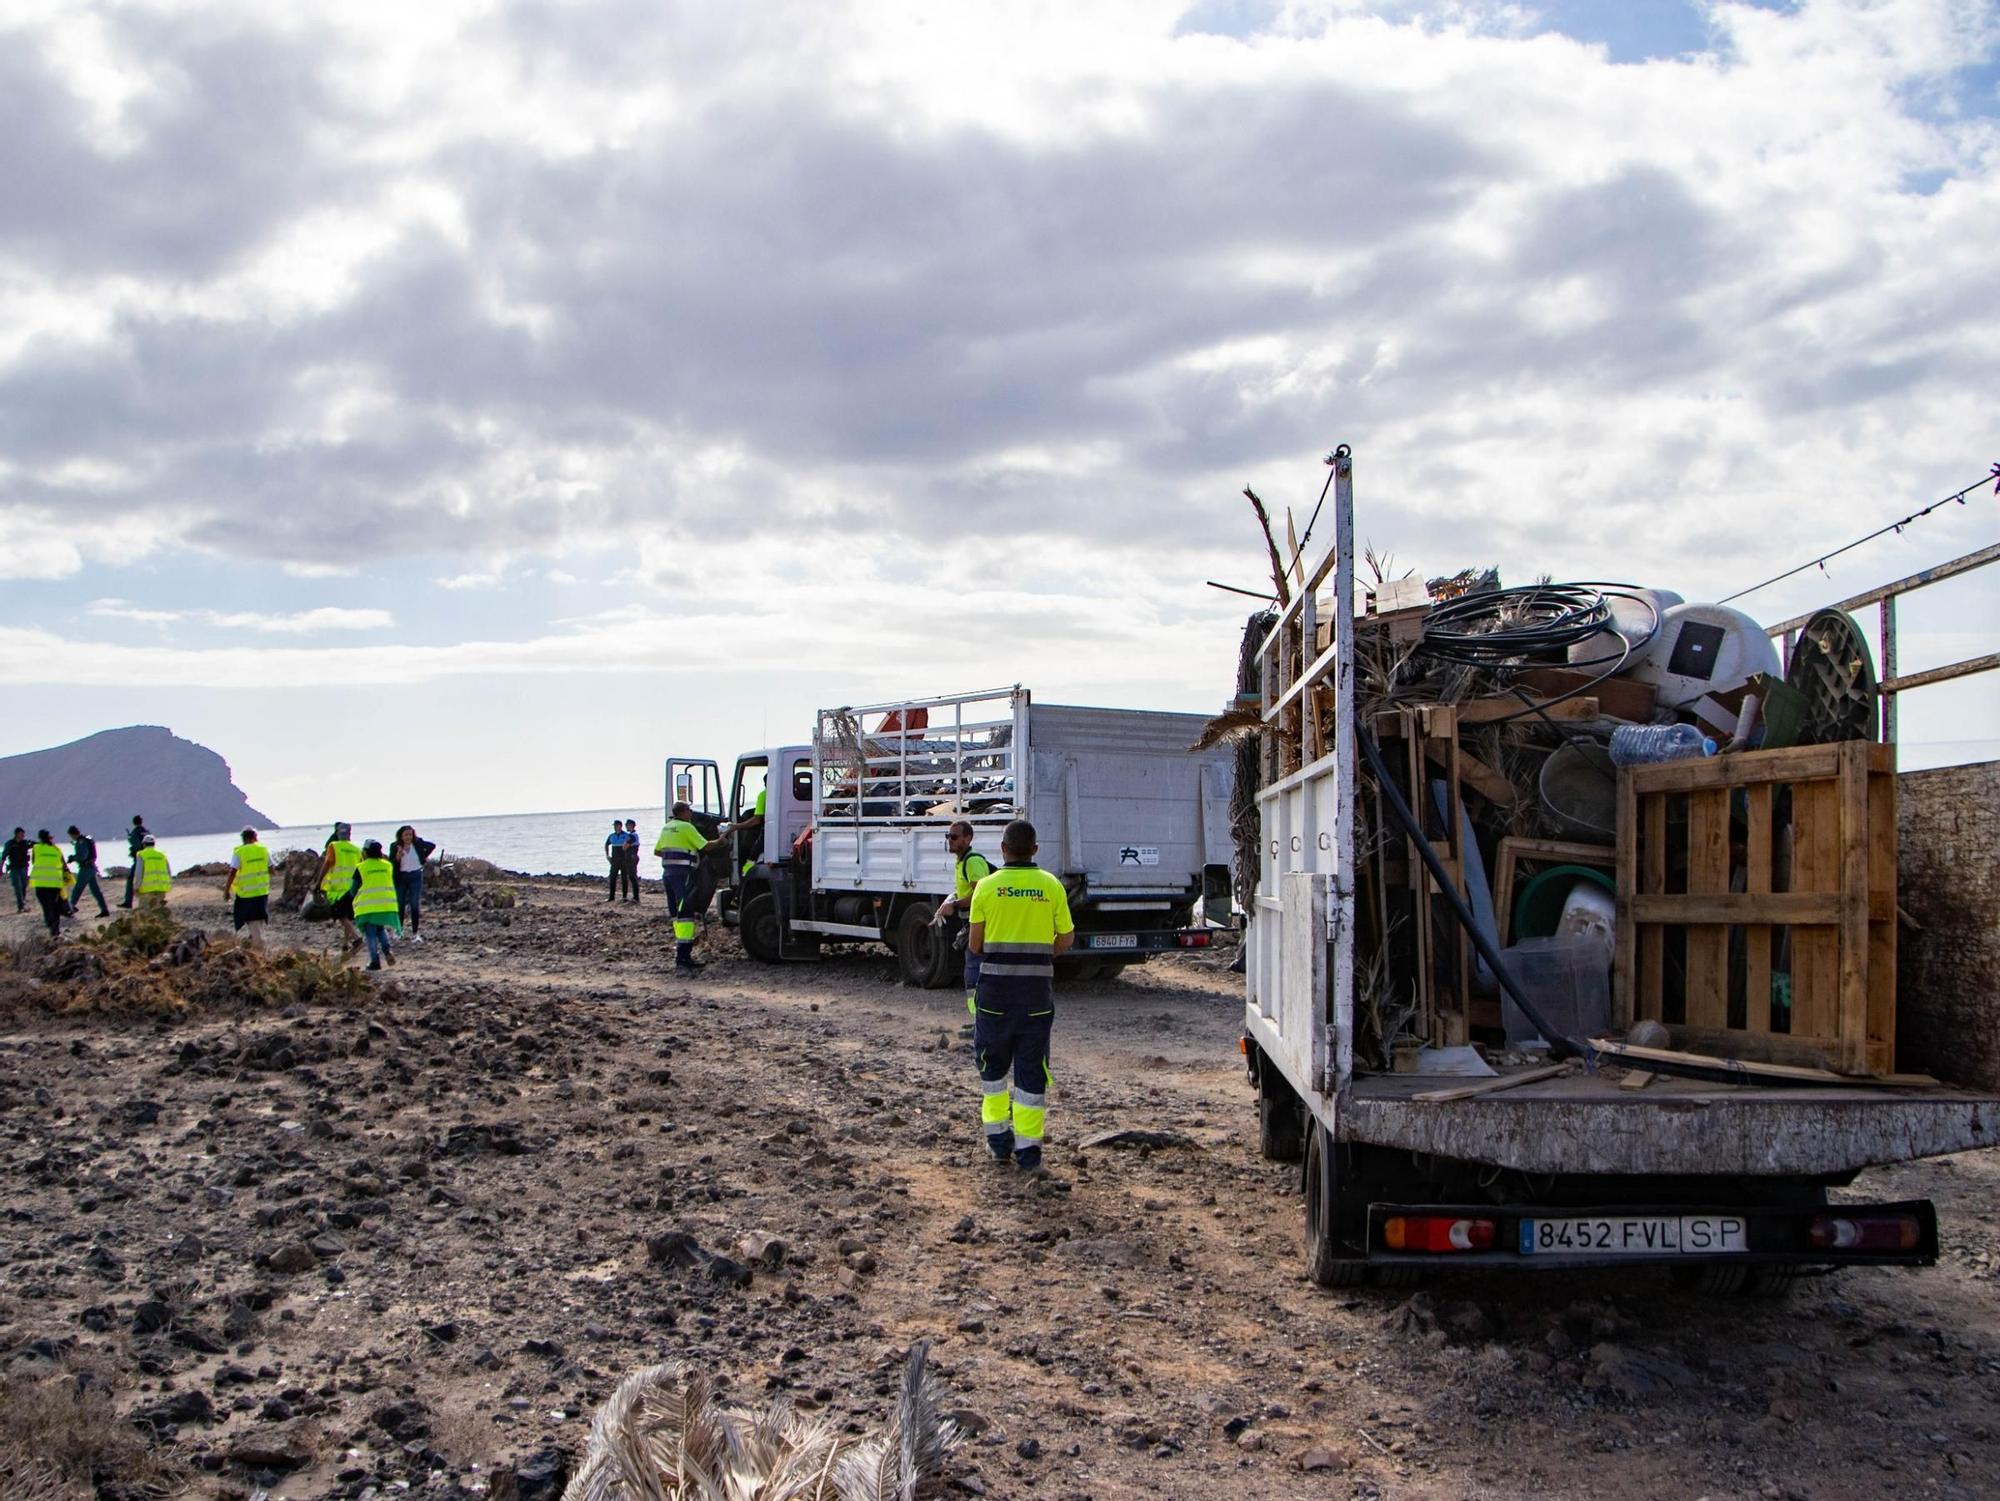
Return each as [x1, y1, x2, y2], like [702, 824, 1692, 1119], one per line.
[1363, 1199, 1937, 1269]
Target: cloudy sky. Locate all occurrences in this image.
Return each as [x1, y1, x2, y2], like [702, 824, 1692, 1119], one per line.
[3, 0, 1996, 825]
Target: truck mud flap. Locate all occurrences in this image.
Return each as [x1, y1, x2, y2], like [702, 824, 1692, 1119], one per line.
[1363, 1199, 1938, 1269]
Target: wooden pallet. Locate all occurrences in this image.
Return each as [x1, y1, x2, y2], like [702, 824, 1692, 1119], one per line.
[1613, 742, 1896, 1076]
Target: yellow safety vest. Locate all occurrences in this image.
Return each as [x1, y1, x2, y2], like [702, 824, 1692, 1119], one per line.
[233, 843, 270, 898]
[955, 850, 994, 903]
[654, 820, 706, 867]
[29, 842, 65, 889]
[352, 857, 399, 919]
[136, 847, 172, 895]
[321, 839, 362, 898]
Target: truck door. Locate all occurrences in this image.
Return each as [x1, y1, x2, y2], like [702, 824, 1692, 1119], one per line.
[729, 756, 770, 876]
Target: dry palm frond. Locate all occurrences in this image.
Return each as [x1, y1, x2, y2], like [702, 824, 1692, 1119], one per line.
[1242, 487, 1291, 606]
[1190, 706, 1265, 752]
[563, 1344, 957, 1501]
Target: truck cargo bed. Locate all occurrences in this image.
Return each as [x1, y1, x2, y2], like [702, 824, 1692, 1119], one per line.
[1339, 1067, 1999, 1178]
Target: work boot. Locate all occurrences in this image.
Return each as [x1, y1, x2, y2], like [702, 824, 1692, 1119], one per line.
[382, 944, 395, 967]
[366, 960, 382, 971]
[1014, 1147, 1044, 1176]
[987, 1138, 1014, 1166]
[674, 958, 705, 975]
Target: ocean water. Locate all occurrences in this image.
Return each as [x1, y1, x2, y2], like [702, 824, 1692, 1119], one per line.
[150, 807, 664, 878]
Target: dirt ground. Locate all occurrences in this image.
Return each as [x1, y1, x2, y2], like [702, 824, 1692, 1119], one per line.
[2, 876, 1997, 1501]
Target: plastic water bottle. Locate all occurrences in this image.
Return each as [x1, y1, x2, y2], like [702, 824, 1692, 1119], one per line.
[1607, 723, 1717, 767]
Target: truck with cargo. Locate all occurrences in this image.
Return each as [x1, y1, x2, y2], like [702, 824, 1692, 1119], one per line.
[1240, 446, 1999, 1287]
[665, 686, 1236, 987]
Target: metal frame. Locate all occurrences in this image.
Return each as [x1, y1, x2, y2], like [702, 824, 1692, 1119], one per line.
[1245, 447, 1357, 1107]
[1767, 540, 2000, 754]
[810, 686, 1026, 830]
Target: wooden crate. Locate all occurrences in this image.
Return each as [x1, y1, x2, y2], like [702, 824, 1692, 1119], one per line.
[1613, 742, 1897, 1076]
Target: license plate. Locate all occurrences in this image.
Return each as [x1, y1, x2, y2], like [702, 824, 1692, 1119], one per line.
[1519, 1215, 1748, 1256]
[1090, 934, 1139, 949]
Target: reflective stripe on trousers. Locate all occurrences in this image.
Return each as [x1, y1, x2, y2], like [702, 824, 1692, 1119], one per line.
[973, 1004, 1053, 1153]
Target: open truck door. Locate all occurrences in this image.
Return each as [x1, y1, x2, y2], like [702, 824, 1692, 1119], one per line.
[663, 756, 727, 920]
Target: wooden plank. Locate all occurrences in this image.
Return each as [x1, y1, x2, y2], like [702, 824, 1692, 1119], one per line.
[1684, 787, 1730, 1033]
[1439, 706, 1471, 1044]
[1612, 774, 1638, 1032]
[1619, 1070, 1655, 1091]
[1629, 892, 1842, 925]
[1501, 836, 1624, 865]
[1641, 790, 1666, 1022]
[1745, 781, 1773, 1036]
[1456, 696, 1600, 724]
[1868, 760, 1898, 1075]
[1628, 743, 1842, 794]
[1403, 712, 1433, 1043]
[1590, 1039, 1938, 1087]
[1791, 776, 1838, 1044]
[1423, 741, 1517, 807]
[1413, 1063, 1569, 1103]
[1836, 741, 1870, 1075]
[1516, 666, 1659, 724]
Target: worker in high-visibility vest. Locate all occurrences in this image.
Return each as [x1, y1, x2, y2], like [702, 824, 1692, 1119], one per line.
[967, 819, 1074, 1175]
[315, 823, 364, 959]
[224, 828, 271, 946]
[655, 801, 727, 974]
[935, 819, 995, 1017]
[351, 840, 402, 971]
[134, 835, 172, 909]
[27, 830, 71, 939]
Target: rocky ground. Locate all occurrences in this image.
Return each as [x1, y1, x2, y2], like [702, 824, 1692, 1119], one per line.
[1, 876, 1996, 1501]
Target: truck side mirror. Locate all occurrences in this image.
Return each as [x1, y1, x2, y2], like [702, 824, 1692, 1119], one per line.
[1202, 863, 1235, 924]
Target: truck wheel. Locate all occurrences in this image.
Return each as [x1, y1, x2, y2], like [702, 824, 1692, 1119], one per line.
[894, 902, 955, 989]
[1257, 1064, 1305, 1164]
[1302, 1122, 1367, 1288]
[1741, 1266, 1803, 1299]
[740, 892, 783, 964]
[1669, 1263, 1750, 1296]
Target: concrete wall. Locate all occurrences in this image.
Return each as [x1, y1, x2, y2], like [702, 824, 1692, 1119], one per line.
[1897, 761, 2000, 1090]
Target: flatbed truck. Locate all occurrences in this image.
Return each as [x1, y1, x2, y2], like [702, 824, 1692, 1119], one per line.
[1241, 447, 1998, 1287]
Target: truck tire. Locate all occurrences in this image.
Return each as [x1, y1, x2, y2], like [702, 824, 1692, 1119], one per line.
[1257, 1063, 1305, 1164]
[1302, 1122, 1368, 1288]
[895, 902, 955, 989]
[740, 892, 783, 965]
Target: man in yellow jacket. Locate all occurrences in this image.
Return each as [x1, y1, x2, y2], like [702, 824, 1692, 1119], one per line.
[27, 830, 71, 939]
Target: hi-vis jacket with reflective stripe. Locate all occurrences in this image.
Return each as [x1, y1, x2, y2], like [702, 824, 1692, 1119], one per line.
[352, 857, 399, 919]
[232, 843, 270, 898]
[29, 842, 66, 888]
[654, 820, 706, 867]
[970, 863, 1073, 1008]
[136, 847, 172, 894]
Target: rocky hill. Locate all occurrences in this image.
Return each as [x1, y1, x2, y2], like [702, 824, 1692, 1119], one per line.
[0, 725, 271, 839]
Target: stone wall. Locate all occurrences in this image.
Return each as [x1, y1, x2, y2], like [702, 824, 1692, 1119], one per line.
[1896, 761, 2000, 1091]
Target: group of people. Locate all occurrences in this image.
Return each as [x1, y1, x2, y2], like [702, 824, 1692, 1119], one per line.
[289, 823, 435, 970]
[4, 816, 172, 937]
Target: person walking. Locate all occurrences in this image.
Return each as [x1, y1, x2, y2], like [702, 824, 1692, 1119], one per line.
[224, 828, 271, 945]
[119, 815, 148, 908]
[603, 818, 627, 903]
[621, 819, 643, 902]
[133, 835, 172, 909]
[27, 830, 71, 938]
[316, 823, 364, 961]
[66, 826, 109, 918]
[655, 802, 727, 974]
[967, 819, 1074, 1175]
[935, 819, 996, 1018]
[393, 825, 434, 944]
[4, 828, 30, 912]
[351, 839, 402, 971]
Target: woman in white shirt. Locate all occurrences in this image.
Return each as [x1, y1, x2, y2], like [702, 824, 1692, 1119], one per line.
[392, 825, 435, 944]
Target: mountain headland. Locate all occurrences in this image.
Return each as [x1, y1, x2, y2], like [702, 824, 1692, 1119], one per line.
[0, 725, 270, 840]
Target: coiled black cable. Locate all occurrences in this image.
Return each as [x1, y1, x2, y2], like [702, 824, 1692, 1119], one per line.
[1417, 582, 1661, 728]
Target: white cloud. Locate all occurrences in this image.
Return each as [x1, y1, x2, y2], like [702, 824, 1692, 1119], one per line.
[86, 600, 395, 633]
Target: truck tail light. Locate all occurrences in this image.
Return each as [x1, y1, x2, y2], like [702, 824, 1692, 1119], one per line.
[1382, 1215, 1496, 1253]
[1808, 1214, 1920, 1252]
[1177, 932, 1212, 948]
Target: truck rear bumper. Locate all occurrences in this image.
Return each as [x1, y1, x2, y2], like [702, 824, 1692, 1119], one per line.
[1363, 1198, 1938, 1269]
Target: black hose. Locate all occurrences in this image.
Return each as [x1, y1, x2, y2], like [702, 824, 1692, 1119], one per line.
[1358, 724, 1585, 1060]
